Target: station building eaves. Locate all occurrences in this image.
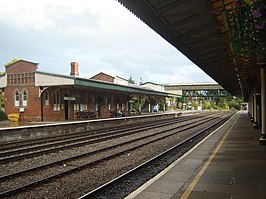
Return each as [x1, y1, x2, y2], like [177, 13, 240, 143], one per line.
[35, 71, 179, 98]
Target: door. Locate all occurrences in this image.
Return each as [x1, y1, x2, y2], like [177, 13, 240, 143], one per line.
[64, 100, 69, 120]
[64, 93, 69, 120]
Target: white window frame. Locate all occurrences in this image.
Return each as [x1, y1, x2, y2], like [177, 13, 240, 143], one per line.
[15, 90, 20, 107]
[53, 92, 60, 111]
[22, 90, 28, 107]
[45, 91, 49, 106]
[74, 97, 79, 111]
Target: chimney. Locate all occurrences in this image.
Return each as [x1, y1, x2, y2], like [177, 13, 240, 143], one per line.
[70, 62, 79, 77]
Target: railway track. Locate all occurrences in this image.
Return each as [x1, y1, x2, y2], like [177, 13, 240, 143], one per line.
[80, 112, 234, 198]
[0, 113, 209, 162]
[0, 111, 233, 198]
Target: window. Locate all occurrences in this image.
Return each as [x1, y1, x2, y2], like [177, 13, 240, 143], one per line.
[15, 91, 20, 107]
[53, 92, 60, 111]
[45, 91, 49, 106]
[80, 94, 87, 111]
[22, 90, 28, 107]
[74, 97, 79, 111]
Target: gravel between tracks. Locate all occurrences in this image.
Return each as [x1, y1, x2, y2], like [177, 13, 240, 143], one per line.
[1, 114, 226, 199]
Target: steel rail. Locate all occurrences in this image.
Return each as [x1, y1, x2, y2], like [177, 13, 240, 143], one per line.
[0, 114, 218, 181]
[0, 113, 227, 197]
[0, 114, 208, 162]
[0, 113, 209, 150]
[79, 113, 234, 198]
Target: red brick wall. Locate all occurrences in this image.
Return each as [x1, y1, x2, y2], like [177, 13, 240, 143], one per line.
[42, 90, 65, 121]
[90, 73, 114, 83]
[3, 61, 133, 121]
[4, 85, 42, 121]
[6, 60, 37, 74]
[4, 61, 41, 121]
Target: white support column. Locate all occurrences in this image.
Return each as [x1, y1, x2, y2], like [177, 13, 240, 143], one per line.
[251, 94, 254, 122]
[249, 95, 253, 119]
[253, 93, 257, 127]
[260, 67, 266, 145]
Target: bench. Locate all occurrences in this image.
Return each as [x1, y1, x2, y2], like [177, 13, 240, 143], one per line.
[76, 111, 96, 119]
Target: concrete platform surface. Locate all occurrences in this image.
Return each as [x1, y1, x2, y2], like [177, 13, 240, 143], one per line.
[126, 111, 266, 199]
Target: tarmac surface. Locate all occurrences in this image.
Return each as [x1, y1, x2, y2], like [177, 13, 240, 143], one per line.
[126, 111, 266, 199]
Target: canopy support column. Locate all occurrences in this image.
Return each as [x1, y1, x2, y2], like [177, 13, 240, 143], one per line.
[260, 66, 266, 145]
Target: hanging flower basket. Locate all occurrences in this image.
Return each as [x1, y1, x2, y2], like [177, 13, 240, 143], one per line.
[231, 0, 266, 58]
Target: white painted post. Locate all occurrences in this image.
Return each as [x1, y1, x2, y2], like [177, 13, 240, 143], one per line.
[253, 93, 257, 127]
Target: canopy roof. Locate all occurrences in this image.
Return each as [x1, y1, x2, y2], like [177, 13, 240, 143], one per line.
[117, 0, 266, 100]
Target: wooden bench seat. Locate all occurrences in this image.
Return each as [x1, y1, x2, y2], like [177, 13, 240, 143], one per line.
[76, 111, 96, 119]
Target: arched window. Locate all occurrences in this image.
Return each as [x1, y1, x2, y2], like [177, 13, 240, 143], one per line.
[22, 90, 28, 107]
[45, 91, 49, 106]
[53, 92, 60, 111]
[14, 90, 20, 107]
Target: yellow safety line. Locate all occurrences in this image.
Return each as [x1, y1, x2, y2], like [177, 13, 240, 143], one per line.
[180, 113, 240, 199]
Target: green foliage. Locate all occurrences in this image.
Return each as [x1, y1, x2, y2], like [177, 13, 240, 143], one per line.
[0, 92, 3, 109]
[131, 97, 146, 111]
[216, 98, 228, 110]
[182, 96, 243, 111]
[228, 99, 241, 110]
[158, 99, 166, 111]
[4, 58, 20, 67]
[128, 75, 135, 84]
[0, 110, 8, 121]
[203, 101, 211, 109]
[192, 101, 199, 110]
[131, 102, 140, 110]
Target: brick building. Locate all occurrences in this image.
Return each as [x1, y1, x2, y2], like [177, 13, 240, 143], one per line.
[0, 60, 178, 122]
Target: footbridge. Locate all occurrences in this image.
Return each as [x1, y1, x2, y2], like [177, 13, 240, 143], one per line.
[164, 83, 229, 98]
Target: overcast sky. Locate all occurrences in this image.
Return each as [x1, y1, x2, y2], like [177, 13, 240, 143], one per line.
[0, 0, 215, 84]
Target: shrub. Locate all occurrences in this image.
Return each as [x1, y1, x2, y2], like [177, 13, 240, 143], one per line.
[0, 110, 8, 121]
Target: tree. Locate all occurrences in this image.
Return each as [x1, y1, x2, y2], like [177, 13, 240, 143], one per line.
[131, 96, 146, 112]
[139, 77, 143, 85]
[192, 101, 199, 110]
[228, 98, 241, 110]
[128, 75, 135, 84]
[203, 101, 211, 110]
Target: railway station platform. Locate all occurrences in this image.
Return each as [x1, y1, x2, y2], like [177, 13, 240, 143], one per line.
[126, 111, 266, 199]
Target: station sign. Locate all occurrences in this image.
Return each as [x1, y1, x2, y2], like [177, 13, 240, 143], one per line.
[64, 97, 76, 101]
